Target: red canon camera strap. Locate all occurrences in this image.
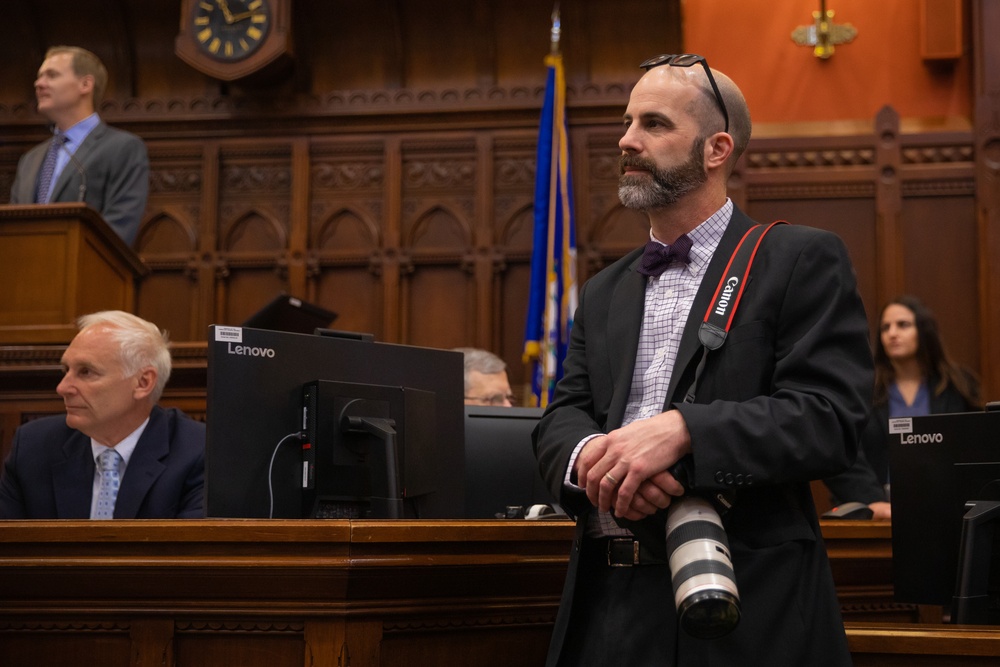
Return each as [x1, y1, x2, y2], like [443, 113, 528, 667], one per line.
[682, 220, 787, 404]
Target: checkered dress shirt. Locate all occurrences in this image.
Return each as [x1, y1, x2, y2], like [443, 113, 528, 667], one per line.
[587, 200, 732, 537]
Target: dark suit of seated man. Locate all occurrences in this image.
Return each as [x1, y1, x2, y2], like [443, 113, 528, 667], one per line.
[0, 311, 204, 519]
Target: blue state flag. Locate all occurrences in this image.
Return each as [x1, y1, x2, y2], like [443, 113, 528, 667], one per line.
[523, 49, 577, 408]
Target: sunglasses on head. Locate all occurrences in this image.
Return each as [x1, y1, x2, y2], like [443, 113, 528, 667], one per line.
[639, 54, 729, 134]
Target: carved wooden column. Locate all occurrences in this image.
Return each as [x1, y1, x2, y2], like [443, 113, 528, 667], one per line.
[474, 134, 496, 350]
[973, 0, 1000, 399]
[198, 142, 222, 338]
[875, 106, 904, 307]
[287, 138, 311, 295]
[383, 138, 404, 344]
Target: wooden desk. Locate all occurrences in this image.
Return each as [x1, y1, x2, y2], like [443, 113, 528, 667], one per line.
[847, 623, 1000, 666]
[3, 346, 998, 663]
[822, 520, 934, 623]
[2, 520, 998, 666]
[0, 520, 574, 667]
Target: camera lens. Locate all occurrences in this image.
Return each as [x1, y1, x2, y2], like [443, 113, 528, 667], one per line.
[666, 496, 741, 639]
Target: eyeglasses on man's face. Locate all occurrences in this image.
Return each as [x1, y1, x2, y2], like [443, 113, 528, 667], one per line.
[465, 393, 515, 407]
[639, 53, 729, 134]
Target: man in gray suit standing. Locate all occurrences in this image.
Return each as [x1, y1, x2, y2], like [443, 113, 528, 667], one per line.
[9, 45, 149, 246]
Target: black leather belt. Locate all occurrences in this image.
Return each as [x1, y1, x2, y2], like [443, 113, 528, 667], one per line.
[589, 537, 668, 567]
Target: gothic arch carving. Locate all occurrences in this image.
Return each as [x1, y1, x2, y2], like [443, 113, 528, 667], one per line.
[135, 211, 197, 254]
[314, 207, 381, 251]
[588, 202, 647, 249]
[406, 203, 470, 251]
[222, 209, 287, 253]
[496, 202, 535, 250]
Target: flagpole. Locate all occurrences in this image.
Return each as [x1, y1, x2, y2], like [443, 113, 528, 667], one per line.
[523, 2, 577, 408]
[542, 5, 561, 406]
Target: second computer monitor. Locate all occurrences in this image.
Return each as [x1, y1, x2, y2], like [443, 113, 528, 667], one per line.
[463, 405, 556, 518]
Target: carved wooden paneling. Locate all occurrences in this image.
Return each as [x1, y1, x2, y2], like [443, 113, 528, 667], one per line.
[137, 271, 201, 345]
[901, 195, 979, 367]
[2, 0, 997, 396]
[111, 119, 992, 394]
[0, 122, 988, 392]
[211, 143, 295, 326]
[580, 129, 647, 279]
[0, 1, 681, 114]
[137, 142, 208, 342]
[740, 120, 980, 380]
[490, 135, 536, 369]
[308, 139, 388, 336]
[747, 196, 881, 317]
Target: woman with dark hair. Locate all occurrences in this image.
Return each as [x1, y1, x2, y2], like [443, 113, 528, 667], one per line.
[825, 295, 981, 519]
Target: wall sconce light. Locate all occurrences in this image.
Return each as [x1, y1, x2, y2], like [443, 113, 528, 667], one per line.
[791, 0, 858, 59]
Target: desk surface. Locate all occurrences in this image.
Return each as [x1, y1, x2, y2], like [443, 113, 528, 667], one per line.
[0, 519, 576, 608]
[0, 518, 895, 615]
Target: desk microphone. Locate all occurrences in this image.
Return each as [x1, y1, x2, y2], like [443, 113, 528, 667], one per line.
[59, 142, 88, 202]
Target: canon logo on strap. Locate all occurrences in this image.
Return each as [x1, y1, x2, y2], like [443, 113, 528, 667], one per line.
[713, 277, 739, 317]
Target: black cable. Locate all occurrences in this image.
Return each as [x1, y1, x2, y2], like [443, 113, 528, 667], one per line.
[267, 431, 306, 519]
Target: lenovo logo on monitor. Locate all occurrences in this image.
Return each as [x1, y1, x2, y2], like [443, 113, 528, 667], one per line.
[226, 342, 276, 358]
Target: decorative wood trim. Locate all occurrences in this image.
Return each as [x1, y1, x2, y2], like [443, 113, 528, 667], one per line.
[175, 621, 305, 635]
[0, 83, 634, 130]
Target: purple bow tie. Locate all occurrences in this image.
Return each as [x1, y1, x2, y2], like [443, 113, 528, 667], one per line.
[637, 234, 693, 277]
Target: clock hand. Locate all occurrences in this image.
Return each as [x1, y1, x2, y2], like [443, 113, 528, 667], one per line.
[228, 11, 256, 22]
[216, 0, 235, 24]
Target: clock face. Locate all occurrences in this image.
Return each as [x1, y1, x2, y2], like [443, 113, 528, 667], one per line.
[191, 0, 272, 62]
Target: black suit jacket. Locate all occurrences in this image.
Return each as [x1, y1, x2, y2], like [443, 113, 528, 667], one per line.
[534, 206, 874, 665]
[9, 120, 150, 246]
[0, 406, 205, 519]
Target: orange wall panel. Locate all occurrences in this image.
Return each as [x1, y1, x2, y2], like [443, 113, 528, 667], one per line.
[682, 0, 971, 124]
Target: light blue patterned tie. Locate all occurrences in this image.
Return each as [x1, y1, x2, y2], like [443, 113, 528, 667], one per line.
[94, 449, 122, 520]
[35, 133, 68, 203]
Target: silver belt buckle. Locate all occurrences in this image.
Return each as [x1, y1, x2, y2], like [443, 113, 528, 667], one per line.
[607, 537, 640, 567]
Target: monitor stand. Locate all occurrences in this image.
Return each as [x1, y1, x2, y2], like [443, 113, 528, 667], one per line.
[952, 499, 1000, 625]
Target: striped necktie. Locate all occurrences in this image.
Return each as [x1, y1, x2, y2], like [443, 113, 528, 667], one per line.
[93, 449, 122, 520]
[35, 133, 69, 203]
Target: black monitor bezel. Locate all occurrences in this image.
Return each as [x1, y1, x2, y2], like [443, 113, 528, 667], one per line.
[888, 410, 1000, 607]
[205, 325, 464, 519]
[463, 404, 555, 518]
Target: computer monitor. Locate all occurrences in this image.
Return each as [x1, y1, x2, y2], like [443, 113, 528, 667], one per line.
[205, 325, 464, 519]
[888, 409, 1000, 623]
[463, 405, 557, 518]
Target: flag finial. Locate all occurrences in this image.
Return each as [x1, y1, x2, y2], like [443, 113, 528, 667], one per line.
[550, 4, 561, 55]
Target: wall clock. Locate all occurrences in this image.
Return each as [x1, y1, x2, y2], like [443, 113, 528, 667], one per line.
[176, 0, 292, 81]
